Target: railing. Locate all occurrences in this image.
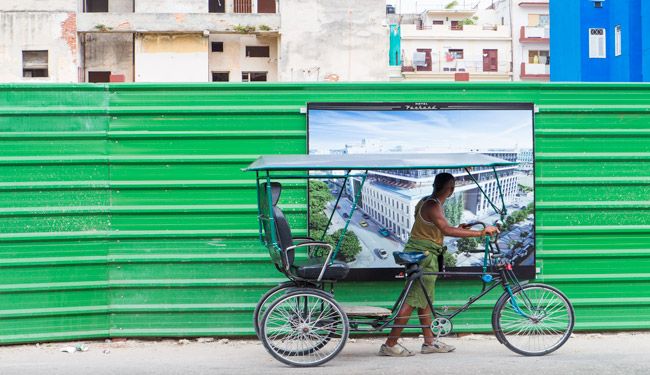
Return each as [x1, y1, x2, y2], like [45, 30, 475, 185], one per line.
[234, 0, 252, 13]
[520, 25, 550, 41]
[403, 58, 511, 74]
[521, 62, 550, 78]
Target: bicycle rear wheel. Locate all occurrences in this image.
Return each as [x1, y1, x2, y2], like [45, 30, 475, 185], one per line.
[260, 290, 349, 367]
[253, 282, 295, 339]
[492, 283, 574, 356]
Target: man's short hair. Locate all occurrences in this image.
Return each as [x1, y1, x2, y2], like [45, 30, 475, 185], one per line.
[433, 172, 455, 193]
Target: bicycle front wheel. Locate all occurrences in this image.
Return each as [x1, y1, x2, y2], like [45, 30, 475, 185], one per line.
[492, 283, 574, 356]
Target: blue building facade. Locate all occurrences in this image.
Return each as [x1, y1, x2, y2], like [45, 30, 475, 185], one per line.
[550, 0, 650, 82]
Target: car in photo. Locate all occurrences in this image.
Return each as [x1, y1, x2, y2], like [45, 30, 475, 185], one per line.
[378, 228, 390, 237]
[342, 212, 349, 219]
[359, 220, 368, 227]
[374, 248, 388, 259]
[362, 213, 370, 219]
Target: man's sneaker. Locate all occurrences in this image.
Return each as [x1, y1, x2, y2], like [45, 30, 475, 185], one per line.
[421, 340, 456, 354]
[378, 343, 415, 357]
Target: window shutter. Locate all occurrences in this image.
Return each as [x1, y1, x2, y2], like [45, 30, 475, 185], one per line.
[588, 28, 606, 59]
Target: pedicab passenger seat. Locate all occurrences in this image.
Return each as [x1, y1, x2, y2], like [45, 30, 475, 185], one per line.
[393, 251, 427, 266]
[260, 182, 349, 281]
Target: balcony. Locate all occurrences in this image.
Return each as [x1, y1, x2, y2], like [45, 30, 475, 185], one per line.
[401, 56, 512, 81]
[520, 26, 549, 43]
[518, 1, 549, 7]
[520, 62, 549, 80]
[402, 24, 510, 40]
[77, 12, 280, 34]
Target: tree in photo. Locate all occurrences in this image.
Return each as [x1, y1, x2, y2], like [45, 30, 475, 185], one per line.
[456, 236, 480, 253]
[443, 251, 457, 268]
[319, 228, 362, 262]
[308, 180, 333, 238]
[443, 194, 464, 227]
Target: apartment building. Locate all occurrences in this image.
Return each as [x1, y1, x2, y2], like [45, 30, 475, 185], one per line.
[395, 2, 512, 81]
[0, 0, 388, 83]
[507, 0, 550, 81]
[550, 0, 650, 82]
[389, 0, 551, 82]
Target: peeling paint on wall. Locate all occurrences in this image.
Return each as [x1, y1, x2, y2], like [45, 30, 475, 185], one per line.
[141, 34, 207, 53]
[60, 12, 77, 57]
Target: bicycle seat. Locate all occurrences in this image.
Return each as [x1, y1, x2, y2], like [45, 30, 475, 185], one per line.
[292, 258, 350, 280]
[393, 251, 427, 266]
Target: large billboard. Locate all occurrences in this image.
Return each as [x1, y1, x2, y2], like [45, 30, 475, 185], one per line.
[307, 102, 535, 280]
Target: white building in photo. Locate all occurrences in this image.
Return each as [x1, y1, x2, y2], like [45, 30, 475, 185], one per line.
[357, 151, 519, 243]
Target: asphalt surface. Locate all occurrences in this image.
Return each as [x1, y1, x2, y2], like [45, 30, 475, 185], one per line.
[1, 333, 649, 375]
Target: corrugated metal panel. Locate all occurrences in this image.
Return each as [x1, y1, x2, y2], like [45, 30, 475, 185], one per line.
[1, 82, 649, 344]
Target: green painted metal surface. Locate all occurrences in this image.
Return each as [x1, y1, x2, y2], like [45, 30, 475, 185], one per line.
[1, 82, 649, 344]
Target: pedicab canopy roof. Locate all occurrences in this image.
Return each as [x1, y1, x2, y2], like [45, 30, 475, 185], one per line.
[245, 153, 517, 172]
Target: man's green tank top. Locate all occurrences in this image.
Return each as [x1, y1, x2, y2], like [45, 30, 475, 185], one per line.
[409, 196, 444, 246]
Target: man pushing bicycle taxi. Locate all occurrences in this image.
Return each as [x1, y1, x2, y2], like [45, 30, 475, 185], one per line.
[380, 172, 500, 357]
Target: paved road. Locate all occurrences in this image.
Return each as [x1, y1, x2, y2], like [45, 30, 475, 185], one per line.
[1, 333, 649, 375]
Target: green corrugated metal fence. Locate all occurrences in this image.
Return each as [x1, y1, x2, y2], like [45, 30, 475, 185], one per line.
[1, 83, 649, 344]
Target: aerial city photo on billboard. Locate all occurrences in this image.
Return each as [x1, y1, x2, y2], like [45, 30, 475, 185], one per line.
[307, 102, 535, 280]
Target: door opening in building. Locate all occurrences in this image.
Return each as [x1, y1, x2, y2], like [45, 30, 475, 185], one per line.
[209, 0, 226, 13]
[88, 71, 112, 83]
[242, 72, 267, 82]
[85, 0, 109, 12]
[212, 72, 229, 82]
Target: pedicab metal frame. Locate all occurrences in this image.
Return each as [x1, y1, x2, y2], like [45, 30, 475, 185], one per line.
[245, 153, 575, 365]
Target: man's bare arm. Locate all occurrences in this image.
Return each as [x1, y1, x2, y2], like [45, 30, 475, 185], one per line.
[428, 202, 498, 237]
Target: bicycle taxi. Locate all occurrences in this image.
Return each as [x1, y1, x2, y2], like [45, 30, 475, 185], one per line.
[245, 153, 574, 367]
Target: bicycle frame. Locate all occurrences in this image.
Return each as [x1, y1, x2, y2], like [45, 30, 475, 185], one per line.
[347, 236, 531, 333]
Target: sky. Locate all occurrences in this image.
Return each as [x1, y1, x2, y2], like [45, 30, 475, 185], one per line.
[309, 109, 533, 154]
[388, 0, 496, 13]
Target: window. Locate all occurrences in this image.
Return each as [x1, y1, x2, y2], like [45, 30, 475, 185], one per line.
[432, 20, 444, 25]
[589, 28, 606, 58]
[88, 71, 111, 83]
[528, 14, 549, 27]
[539, 14, 549, 26]
[450, 20, 463, 30]
[258, 0, 276, 13]
[209, 0, 225, 13]
[22, 50, 48, 78]
[529, 50, 549, 65]
[211, 42, 224, 52]
[242, 72, 267, 82]
[449, 49, 464, 59]
[246, 46, 270, 58]
[85, 0, 109, 12]
[615, 25, 622, 56]
[212, 72, 229, 82]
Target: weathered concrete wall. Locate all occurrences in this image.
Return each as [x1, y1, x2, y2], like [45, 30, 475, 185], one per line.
[76, 13, 280, 33]
[0, 11, 79, 82]
[83, 33, 133, 81]
[0, 0, 76, 12]
[134, 33, 208, 82]
[135, 0, 207, 13]
[278, 0, 388, 81]
[109, 0, 134, 13]
[208, 34, 278, 81]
